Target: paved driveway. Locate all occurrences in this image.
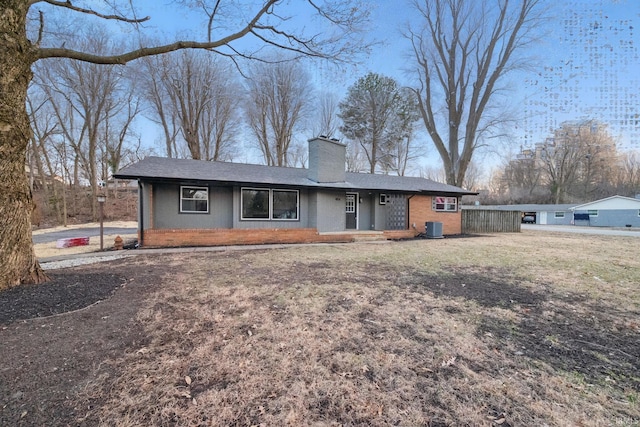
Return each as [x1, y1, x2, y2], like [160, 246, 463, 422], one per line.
[522, 224, 640, 237]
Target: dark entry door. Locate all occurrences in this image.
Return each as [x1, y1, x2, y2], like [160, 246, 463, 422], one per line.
[345, 193, 357, 229]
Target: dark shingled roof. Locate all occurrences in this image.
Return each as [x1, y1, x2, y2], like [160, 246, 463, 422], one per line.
[114, 156, 475, 195]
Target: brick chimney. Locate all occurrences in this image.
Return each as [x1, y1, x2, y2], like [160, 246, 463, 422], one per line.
[308, 136, 346, 183]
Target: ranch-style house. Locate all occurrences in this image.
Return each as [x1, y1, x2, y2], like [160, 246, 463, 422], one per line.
[114, 136, 476, 247]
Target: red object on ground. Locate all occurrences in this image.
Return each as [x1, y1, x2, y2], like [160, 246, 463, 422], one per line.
[56, 237, 90, 248]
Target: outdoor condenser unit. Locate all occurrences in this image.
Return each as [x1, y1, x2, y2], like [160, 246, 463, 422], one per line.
[425, 221, 444, 239]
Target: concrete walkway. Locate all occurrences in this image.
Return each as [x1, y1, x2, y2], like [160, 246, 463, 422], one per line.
[38, 240, 393, 270]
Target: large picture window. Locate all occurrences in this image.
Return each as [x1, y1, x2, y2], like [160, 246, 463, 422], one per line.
[272, 190, 298, 219]
[180, 186, 209, 213]
[241, 188, 298, 220]
[433, 196, 458, 212]
[242, 189, 270, 219]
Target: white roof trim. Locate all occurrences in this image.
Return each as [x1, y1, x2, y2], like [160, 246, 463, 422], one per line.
[571, 195, 640, 211]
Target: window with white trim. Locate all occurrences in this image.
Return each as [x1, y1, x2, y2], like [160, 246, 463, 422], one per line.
[588, 209, 598, 217]
[345, 194, 356, 213]
[554, 211, 565, 218]
[433, 196, 458, 212]
[241, 188, 299, 220]
[180, 186, 209, 213]
[379, 194, 388, 205]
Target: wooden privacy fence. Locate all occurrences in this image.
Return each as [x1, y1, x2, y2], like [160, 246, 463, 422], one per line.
[462, 209, 521, 233]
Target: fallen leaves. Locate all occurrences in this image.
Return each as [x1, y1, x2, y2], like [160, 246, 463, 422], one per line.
[441, 355, 457, 368]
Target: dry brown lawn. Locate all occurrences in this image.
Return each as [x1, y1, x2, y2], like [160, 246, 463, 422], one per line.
[2, 231, 639, 426]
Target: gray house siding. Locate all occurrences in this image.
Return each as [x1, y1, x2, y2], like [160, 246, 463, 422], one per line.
[543, 210, 574, 225]
[308, 191, 318, 228]
[574, 209, 640, 227]
[374, 197, 387, 230]
[315, 190, 346, 232]
[152, 184, 233, 229]
[308, 138, 346, 183]
[140, 182, 152, 230]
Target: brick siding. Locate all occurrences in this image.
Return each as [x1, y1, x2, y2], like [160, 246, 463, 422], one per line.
[143, 228, 351, 247]
[408, 195, 462, 235]
[142, 227, 420, 248]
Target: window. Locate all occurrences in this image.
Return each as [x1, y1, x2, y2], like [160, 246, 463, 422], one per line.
[433, 196, 458, 212]
[180, 186, 208, 213]
[345, 194, 356, 213]
[272, 190, 298, 219]
[241, 188, 298, 220]
[554, 211, 565, 218]
[242, 189, 269, 219]
[588, 209, 598, 217]
[379, 193, 388, 205]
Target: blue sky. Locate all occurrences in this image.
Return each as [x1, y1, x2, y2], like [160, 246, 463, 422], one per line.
[93, 0, 640, 169]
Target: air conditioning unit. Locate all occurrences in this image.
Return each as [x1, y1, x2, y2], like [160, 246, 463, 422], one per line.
[425, 221, 444, 239]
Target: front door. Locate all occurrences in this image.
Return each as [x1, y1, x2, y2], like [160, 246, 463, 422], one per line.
[346, 193, 358, 229]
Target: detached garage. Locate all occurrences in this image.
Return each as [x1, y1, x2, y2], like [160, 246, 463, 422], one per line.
[571, 195, 640, 228]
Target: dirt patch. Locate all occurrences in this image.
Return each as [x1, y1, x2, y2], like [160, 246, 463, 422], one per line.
[0, 257, 167, 427]
[478, 299, 640, 393]
[1, 234, 639, 426]
[404, 265, 549, 308]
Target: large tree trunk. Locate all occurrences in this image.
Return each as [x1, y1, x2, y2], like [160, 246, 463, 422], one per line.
[0, 3, 48, 289]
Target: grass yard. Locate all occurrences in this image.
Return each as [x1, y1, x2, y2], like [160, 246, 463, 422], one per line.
[1, 231, 639, 426]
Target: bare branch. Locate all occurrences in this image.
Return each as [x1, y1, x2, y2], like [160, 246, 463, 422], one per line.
[31, 0, 149, 23]
[35, 1, 277, 64]
[207, 0, 222, 42]
[36, 10, 44, 46]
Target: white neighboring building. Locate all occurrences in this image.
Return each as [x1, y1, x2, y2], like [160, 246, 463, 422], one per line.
[571, 195, 640, 227]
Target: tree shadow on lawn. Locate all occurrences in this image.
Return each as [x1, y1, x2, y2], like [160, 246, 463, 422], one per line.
[402, 266, 640, 395]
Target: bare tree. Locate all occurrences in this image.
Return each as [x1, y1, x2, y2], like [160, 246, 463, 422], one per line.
[461, 160, 482, 191]
[102, 88, 141, 182]
[137, 55, 180, 158]
[574, 122, 618, 200]
[540, 121, 618, 203]
[345, 141, 368, 173]
[1, 1, 370, 288]
[313, 92, 340, 139]
[287, 142, 309, 168]
[27, 93, 63, 222]
[245, 60, 312, 166]
[160, 51, 241, 161]
[407, 0, 543, 187]
[419, 165, 447, 182]
[615, 151, 640, 197]
[500, 149, 546, 202]
[33, 33, 132, 219]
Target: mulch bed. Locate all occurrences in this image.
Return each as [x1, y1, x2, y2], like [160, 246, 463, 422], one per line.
[0, 271, 125, 324]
